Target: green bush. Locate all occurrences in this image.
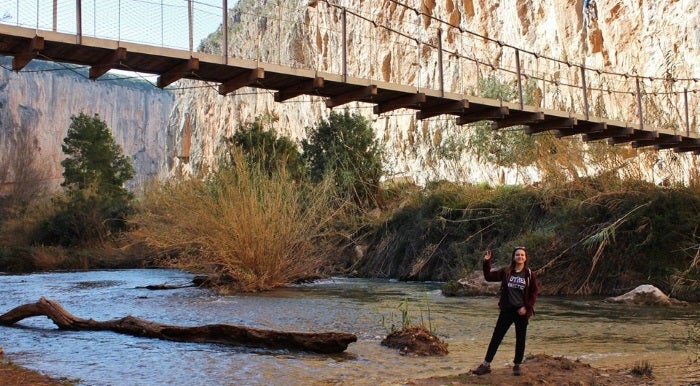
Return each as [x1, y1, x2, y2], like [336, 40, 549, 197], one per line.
[32, 113, 134, 247]
[61, 113, 133, 199]
[302, 109, 383, 208]
[32, 187, 132, 247]
[225, 115, 306, 180]
[135, 147, 338, 293]
[353, 177, 700, 298]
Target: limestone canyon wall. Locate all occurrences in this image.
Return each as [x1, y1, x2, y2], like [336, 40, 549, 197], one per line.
[170, 0, 699, 185]
[2, 0, 698, 192]
[0, 59, 175, 192]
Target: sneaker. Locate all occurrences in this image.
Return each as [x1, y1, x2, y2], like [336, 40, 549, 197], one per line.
[513, 364, 521, 376]
[472, 363, 491, 375]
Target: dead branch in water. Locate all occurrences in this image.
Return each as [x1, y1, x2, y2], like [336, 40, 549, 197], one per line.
[0, 297, 356, 354]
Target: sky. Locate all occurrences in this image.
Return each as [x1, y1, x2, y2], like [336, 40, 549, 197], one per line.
[0, 0, 229, 51]
[0, 0, 234, 80]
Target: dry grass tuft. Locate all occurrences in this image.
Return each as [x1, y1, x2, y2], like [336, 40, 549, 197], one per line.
[135, 151, 340, 292]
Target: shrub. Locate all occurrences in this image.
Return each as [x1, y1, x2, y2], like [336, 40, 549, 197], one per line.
[0, 127, 51, 219]
[630, 360, 653, 377]
[302, 109, 383, 208]
[31, 113, 134, 247]
[33, 186, 132, 247]
[61, 113, 133, 200]
[224, 115, 306, 180]
[135, 148, 339, 292]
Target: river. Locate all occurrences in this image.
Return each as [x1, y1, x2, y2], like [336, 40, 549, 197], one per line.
[0, 269, 698, 385]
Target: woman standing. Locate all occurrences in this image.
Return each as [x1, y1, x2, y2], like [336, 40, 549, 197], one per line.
[472, 247, 540, 376]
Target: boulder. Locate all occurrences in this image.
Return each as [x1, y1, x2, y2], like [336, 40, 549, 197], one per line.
[605, 284, 687, 306]
[443, 271, 500, 296]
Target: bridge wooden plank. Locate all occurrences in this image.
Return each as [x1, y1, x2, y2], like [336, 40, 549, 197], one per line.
[274, 77, 324, 102]
[89, 47, 127, 80]
[583, 126, 632, 141]
[607, 130, 658, 145]
[11, 35, 44, 71]
[655, 138, 700, 151]
[632, 134, 682, 149]
[373, 93, 425, 115]
[556, 121, 606, 138]
[456, 106, 509, 125]
[157, 57, 199, 89]
[492, 112, 545, 129]
[526, 117, 577, 135]
[417, 100, 469, 120]
[218, 68, 265, 95]
[325, 85, 377, 108]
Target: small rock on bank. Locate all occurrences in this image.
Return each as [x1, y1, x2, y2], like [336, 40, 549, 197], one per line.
[605, 284, 687, 306]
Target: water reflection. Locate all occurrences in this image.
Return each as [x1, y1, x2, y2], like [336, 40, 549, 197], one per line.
[0, 270, 698, 385]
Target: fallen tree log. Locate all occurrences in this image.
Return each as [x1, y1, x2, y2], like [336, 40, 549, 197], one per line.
[0, 297, 356, 354]
[136, 283, 195, 290]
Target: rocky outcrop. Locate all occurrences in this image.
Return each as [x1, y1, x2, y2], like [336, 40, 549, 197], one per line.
[605, 284, 687, 306]
[0, 58, 175, 192]
[2, 1, 698, 190]
[170, 0, 699, 186]
[442, 271, 500, 296]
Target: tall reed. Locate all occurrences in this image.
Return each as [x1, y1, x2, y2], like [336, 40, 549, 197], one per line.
[135, 150, 339, 292]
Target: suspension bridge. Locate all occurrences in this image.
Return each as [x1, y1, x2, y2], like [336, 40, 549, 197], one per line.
[0, 0, 698, 154]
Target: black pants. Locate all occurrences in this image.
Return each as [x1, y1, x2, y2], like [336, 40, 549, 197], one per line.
[484, 308, 529, 364]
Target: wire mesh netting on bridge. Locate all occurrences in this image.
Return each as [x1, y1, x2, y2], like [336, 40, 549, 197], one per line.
[1, 0, 698, 139]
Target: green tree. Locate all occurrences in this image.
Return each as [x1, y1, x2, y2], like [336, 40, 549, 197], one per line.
[224, 116, 306, 180]
[469, 75, 538, 167]
[61, 113, 134, 199]
[302, 109, 383, 207]
[33, 113, 134, 246]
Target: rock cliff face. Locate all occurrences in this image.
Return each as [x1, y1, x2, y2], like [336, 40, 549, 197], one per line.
[0, 59, 175, 192]
[2, 0, 698, 191]
[170, 0, 699, 185]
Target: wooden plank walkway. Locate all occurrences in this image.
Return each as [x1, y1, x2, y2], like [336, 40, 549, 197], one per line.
[0, 23, 698, 154]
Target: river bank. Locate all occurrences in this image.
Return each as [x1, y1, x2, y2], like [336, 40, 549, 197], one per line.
[0, 360, 75, 385]
[0, 354, 668, 386]
[0, 271, 698, 385]
[407, 353, 659, 385]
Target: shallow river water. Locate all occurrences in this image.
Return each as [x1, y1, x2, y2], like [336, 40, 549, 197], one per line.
[0, 269, 698, 385]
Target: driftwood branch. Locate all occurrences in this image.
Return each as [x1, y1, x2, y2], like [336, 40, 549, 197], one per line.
[0, 297, 356, 354]
[136, 283, 195, 290]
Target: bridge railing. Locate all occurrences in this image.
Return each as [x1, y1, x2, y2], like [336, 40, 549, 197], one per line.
[1, 0, 697, 137]
[308, 1, 698, 137]
[0, 0, 221, 51]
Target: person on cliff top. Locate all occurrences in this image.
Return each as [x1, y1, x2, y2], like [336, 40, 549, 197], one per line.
[471, 246, 540, 377]
[583, 0, 597, 27]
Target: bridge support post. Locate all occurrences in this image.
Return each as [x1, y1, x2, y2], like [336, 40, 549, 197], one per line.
[223, 0, 228, 64]
[75, 0, 82, 44]
[684, 88, 690, 136]
[515, 49, 523, 110]
[342, 8, 347, 83]
[437, 29, 444, 97]
[53, 0, 57, 31]
[636, 77, 644, 131]
[188, 0, 193, 54]
[581, 65, 589, 120]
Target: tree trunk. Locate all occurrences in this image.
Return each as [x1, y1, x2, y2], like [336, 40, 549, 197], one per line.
[0, 297, 356, 354]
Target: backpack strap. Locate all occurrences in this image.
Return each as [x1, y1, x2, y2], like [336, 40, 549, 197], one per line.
[526, 268, 531, 288]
